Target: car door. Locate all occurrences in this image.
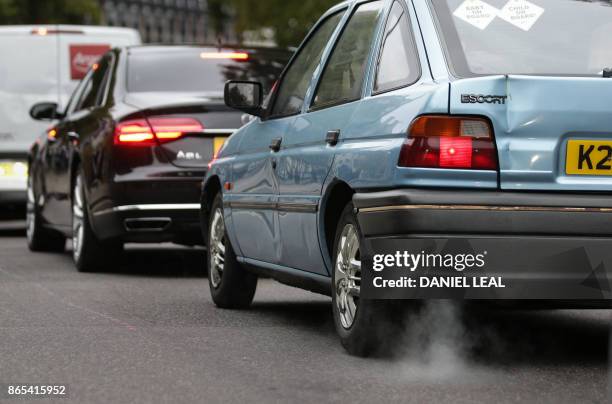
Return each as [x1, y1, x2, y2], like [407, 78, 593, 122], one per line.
[42, 70, 92, 227]
[229, 9, 346, 265]
[274, 0, 385, 275]
[43, 55, 112, 226]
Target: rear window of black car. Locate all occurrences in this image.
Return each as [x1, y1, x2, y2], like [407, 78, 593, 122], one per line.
[127, 48, 291, 94]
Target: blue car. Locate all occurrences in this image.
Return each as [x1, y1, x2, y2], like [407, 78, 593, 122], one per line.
[202, 0, 612, 355]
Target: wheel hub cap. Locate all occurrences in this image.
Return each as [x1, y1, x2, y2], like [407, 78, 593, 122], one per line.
[209, 208, 226, 289]
[26, 177, 35, 243]
[72, 176, 84, 262]
[335, 223, 361, 329]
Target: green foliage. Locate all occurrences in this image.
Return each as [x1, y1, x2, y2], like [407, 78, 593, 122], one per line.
[0, 0, 101, 25]
[229, 0, 340, 47]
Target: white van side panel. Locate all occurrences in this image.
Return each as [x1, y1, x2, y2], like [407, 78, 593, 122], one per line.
[0, 33, 59, 153]
[0, 25, 140, 196]
[57, 26, 141, 107]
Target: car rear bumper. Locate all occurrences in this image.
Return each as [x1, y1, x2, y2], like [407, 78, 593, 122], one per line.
[90, 178, 203, 245]
[0, 189, 26, 205]
[91, 203, 202, 244]
[0, 176, 27, 206]
[354, 189, 612, 302]
[354, 189, 612, 237]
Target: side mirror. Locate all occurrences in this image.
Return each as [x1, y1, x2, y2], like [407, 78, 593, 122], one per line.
[30, 102, 62, 121]
[224, 81, 264, 118]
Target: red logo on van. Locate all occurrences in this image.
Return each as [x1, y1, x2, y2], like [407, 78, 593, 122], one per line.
[69, 44, 111, 79]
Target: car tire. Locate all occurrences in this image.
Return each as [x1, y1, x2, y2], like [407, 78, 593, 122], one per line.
[72, 171, 122, 272]
[332, 202, 403, 357]
[207, 193, 257, 309]
[26, 173, 66, 252]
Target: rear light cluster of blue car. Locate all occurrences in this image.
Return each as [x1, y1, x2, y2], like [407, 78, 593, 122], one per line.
[114, 117, 203, 146]
[398, 115, 498, 170]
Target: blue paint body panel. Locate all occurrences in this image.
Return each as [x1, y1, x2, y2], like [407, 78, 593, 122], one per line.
[204, 0, 612, 279]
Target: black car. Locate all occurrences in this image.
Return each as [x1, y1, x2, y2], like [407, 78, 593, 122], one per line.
[26, 45, 292, 272]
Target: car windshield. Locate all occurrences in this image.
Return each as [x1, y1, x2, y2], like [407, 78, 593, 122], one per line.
[127, 49, 290, 94]
[430, 0, 612, 77]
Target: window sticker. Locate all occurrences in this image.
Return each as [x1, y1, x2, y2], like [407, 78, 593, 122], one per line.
[453, 0, 498, 30]
[498, 0, 544, 31]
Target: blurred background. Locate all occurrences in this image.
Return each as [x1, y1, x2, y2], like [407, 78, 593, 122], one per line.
[0, 0, 340, 47]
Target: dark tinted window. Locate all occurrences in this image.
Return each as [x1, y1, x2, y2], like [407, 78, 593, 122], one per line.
[312, 1, 383, 109]
[374, 1, 420, 92]
[76, 55, 111, 111]
[270, 11, 344, 117]
[128, 49, 290, 95]
[64, 71, 90, 116]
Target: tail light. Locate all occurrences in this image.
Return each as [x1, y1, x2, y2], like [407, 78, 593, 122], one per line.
[200, 52, 249, 60]
[114, 117, 203, 146]
[398, 115, 498, 170]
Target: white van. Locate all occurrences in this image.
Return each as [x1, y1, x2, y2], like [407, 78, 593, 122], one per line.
[0, 25, 141, 208]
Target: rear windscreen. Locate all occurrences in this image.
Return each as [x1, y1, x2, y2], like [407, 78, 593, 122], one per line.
[431, 0, 612, 77]
[127, 49, 291, 94]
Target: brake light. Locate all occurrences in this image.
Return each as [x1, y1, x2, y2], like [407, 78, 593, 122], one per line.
[114, 120, 155, 145]
[31, 28, 84, 35]
[32, 27, 48, 36]
[398, 116, 497, 170]
[149, 118, 203, 141]
[114, 118, 203, 146]
[200, 52, 249, 60]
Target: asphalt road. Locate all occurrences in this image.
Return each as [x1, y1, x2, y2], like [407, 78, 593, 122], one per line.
[0, 223, 610, 403]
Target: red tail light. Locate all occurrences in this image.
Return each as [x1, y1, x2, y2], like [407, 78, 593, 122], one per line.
[114, 118, 203, 146]
[114, 120, 155, 145]
[200, 52, 249, 60]
[398, 116, 498, 170]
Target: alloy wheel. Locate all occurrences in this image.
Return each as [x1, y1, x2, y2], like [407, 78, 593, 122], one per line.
[26, 176, 36, 244]
[209, 208, 226, 289]
[335, 223, 361, 329]
[72, 175, 85, 263]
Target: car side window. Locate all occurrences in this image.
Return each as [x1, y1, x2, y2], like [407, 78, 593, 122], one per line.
[311, 1, 383, 110]
[75, 55, 111, 112]
[374, 1, 420, 93]
[64, 71, 91, 117]
[270, 11, 344, 118]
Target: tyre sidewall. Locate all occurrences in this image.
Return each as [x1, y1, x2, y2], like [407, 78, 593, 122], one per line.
[72, 172, 121, 272]
[331, 202, 392, 356]
[26, 172, 65, 252]
[207, 193, 257, 308]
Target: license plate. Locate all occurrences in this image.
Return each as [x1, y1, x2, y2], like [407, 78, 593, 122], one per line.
[213, 137, 227, 154]
[0, 161, 28, 178]
[566, 140, 612, 175]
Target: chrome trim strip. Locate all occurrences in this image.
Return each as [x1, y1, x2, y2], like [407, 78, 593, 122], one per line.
[227, 201, 318, 213]
[94, 203, 200, 216]
[202, 129, 238, 135]
[359, 204, 612, 214]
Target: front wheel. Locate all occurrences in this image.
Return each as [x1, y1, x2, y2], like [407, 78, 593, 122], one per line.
[207, 193, 257, 309]
[72, 172, 122, 272]
[332, 202, 403, 357]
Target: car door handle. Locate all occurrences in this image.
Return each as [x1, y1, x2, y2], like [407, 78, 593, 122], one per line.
[269, 138, 282, 152]
[326, 130, 340, 146]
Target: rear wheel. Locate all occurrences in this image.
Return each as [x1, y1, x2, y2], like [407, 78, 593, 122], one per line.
[207, 193, 257, 308]
[26, 173, 65, 252]
[332, 202, 402, 357]
[72, 172, 122, 272]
